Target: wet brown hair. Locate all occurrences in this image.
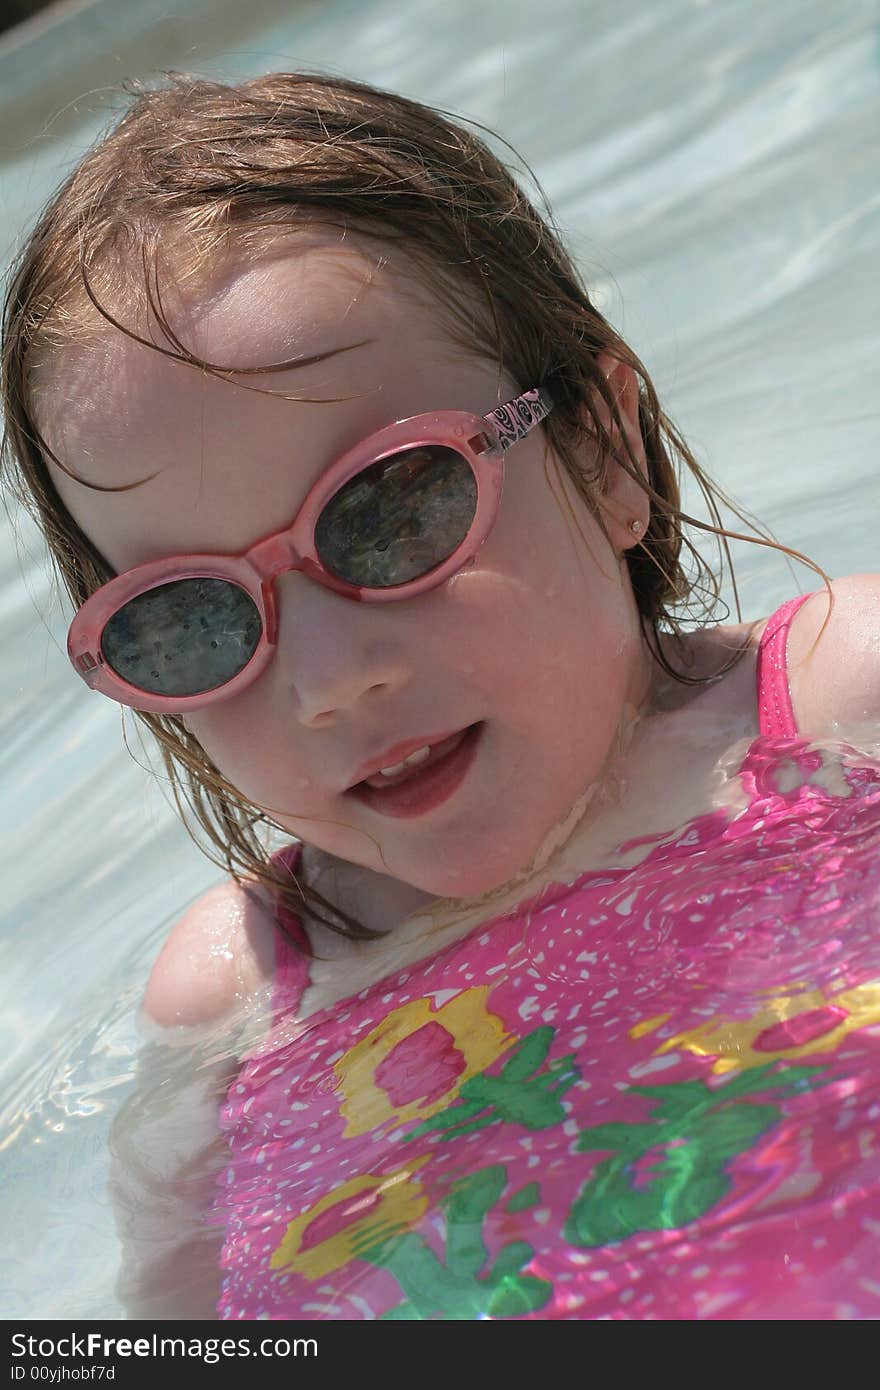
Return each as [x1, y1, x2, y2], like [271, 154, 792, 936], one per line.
[1, 71, 828, 941]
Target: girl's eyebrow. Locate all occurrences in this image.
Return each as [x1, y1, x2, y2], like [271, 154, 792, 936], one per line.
[215, 337, 377, 378]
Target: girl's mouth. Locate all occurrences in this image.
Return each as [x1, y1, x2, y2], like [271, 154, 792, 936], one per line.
[347, 722, 483, 819]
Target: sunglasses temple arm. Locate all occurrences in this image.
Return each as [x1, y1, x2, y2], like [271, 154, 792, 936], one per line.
[484, 386, 555, 453]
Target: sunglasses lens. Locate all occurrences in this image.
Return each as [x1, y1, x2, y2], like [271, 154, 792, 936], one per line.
[101, 577, 261, 698]
[314, 445, 478, 587]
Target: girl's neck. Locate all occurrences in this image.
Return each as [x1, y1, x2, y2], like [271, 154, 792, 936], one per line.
[395, 618, 758, 929]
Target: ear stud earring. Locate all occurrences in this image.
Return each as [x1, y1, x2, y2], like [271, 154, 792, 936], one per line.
[629, 519, 644, 536]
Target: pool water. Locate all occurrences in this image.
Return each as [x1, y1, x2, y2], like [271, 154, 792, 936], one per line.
[1, 0, 878, 1319]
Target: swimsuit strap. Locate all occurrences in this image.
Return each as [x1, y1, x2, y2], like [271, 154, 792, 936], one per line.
[755, 592, 814, 738]
[268, 841, 312, 1019]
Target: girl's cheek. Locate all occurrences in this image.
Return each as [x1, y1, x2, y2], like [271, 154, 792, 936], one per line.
[186, 691, 322, 813]
[184, 701, 271, 783]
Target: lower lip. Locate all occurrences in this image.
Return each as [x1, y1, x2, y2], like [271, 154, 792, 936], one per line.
[348, 723, 483, 819]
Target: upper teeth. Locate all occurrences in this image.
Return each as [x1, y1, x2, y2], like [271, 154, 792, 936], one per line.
[378, 745, 432, 777]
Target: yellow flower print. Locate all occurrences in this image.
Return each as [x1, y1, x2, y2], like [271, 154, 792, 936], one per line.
[270, 1156, 431, 1280]
[640, 980, 880, 1075]
[630, 1012, 671, 1039]
[334, 987, 515, 1136]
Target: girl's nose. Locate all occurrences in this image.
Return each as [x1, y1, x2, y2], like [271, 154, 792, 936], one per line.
[274, 572, 412, 726]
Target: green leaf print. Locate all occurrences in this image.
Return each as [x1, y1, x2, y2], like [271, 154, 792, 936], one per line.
[565, 1063, 828, 1247]
[404, 1025, 579, 1143]
[360, 1165, 553, 1320]
[506, 1181, 540, 1213]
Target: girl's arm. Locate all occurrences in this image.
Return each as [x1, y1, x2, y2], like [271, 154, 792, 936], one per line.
[110, 876, 279, 1320]
[109, 1044, 235, 1320]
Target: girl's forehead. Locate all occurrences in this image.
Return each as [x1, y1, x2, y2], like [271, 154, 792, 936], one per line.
[42, 238, 496, 568]
[44, 239, 453, 456]
[173, 235, 402, 366]
[46, 236, 419, 410]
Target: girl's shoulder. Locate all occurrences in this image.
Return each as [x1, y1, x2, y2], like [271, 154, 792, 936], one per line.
[142, 872, 282, 1039]
[140, 844, 430, 1039]
[780, 573, 880, 735]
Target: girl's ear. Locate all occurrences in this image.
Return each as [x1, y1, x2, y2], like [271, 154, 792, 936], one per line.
[590, 351, 650, 552]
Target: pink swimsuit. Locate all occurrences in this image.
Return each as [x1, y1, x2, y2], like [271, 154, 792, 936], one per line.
[215, 595, 880, 1319]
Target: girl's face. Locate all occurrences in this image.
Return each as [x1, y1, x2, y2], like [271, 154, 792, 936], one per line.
[45, 235, 654, 899]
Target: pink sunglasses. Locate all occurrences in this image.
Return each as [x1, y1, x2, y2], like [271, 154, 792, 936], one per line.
[67, 386, 554, 713]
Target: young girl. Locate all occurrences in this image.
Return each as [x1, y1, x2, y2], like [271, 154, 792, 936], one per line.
[4, 72, 879, 1322]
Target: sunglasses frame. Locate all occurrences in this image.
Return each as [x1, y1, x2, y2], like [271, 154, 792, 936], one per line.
[67, 386, 554, 713]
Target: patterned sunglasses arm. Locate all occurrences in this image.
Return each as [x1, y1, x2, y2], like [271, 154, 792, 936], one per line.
[485, 386, 555, 452]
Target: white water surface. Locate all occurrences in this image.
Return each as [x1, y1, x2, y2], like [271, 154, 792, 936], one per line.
[0, 0, 878, 1318]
